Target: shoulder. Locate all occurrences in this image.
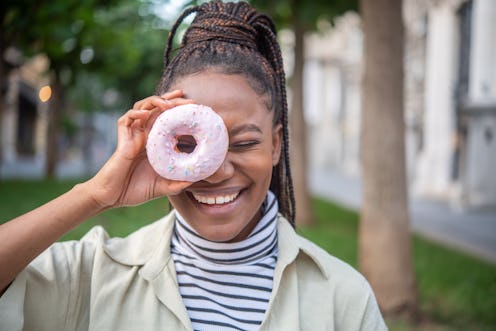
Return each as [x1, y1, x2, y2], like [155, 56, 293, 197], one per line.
[101, 212, 175, 266]
[295, 233, 371, 291]
[28, 225, 110, 277]
[277, 215, 368, 288]
[277, 216, 386, 326]
[29, 211, 175, 274]
[282, 222, 386, 330]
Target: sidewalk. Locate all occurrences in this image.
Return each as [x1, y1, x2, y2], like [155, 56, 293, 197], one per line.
[309, 168, 496, 264]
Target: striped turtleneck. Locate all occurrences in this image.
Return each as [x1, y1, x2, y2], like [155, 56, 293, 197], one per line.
[171, 191, 279, 331]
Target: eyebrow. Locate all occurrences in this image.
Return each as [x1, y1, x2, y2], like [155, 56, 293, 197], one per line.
[229, 123, 263, 136]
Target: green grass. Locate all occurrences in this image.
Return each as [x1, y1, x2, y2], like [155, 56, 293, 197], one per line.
[298, 198, 359, 267]
[0, 179, 170, 241]
[304, 197, 496, 330]
[1, 180, 495, 330]
[412, 238, 496, 329]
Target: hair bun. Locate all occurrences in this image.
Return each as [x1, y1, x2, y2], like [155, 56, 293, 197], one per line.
[182, 1, 272, 50]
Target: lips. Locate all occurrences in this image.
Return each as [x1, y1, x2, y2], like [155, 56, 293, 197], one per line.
[191, 191, 240, 205]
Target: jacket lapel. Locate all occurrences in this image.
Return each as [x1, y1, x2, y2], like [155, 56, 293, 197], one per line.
[138, 212, 193, 331]
[260, 215, 301, 330]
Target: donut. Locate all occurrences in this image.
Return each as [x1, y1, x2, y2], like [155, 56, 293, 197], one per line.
[146, 104, 229, 182]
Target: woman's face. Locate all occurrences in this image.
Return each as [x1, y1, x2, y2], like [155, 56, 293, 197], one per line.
[167, 71, 282, 242]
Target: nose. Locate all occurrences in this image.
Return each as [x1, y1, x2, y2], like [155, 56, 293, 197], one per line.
[203, 154, 234, 184]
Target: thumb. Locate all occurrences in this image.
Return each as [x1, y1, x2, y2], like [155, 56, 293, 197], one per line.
[155, 178, 192, 197]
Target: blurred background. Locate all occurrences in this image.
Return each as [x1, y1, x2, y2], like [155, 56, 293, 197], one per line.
[1, 0, 495, 329]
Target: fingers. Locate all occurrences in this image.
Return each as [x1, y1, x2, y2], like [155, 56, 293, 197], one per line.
[118, 109, 149, 127]
[120, 91, 194, 129]
[160, 89, 184, 100]
[114, 90, 197, 168]
[145, 98, 195, 131]
[133, 89, 186, 111]
[133, 96, 171, 112]
[129, 91, 194, 130]
[117, 110, 152, 143]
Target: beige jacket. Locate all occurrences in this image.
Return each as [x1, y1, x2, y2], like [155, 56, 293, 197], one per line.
[0, 212, 387, 331]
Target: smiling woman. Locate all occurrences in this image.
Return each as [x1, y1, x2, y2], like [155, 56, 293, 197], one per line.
[167, 72, 281, 243]
[0, 1, 386, 330]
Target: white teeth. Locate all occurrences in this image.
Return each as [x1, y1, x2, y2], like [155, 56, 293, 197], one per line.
[192, 192, 239, 205]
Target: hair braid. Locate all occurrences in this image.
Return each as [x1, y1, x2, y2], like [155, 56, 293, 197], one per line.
[157, 0, 296, 226]
[253, 20, 295, 225]
[164, 6, 199, 67]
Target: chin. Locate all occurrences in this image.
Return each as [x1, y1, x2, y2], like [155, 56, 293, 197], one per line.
[198, 224, 245, 243]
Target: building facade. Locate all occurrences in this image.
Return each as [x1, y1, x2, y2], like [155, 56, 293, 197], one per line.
[0, 55, 118, 179]
[1, 55, 50, 177]
[304, 0, 496, 209]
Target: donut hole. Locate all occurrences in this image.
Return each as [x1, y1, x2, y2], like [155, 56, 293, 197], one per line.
[175, 135, 197, 154]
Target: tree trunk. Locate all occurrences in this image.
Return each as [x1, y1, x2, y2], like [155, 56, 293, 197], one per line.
[45, 72, 63, 178]
[359, 0, 417, 317]
[0, 60, 5, 179]
[290, 7, 313, 227]
[0, 26, 6, 179]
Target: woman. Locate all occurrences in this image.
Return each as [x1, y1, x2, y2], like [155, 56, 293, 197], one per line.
[0, 1, 387, 330]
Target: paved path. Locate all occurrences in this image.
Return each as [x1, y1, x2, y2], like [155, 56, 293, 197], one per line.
[309, 168, 496, 264]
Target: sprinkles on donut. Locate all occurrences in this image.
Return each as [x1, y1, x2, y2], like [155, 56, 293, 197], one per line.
[146, 103, 229, 182]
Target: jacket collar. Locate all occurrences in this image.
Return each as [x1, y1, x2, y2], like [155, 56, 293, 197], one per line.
[103, 211, 176, 268]
[276, 214, 330, 279]
[102, 211, 329, 279]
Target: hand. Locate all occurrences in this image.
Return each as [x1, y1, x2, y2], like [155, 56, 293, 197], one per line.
[86, 90, 194, 209]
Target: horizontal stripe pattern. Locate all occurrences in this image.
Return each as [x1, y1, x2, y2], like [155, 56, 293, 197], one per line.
[171, 191, 278, 331]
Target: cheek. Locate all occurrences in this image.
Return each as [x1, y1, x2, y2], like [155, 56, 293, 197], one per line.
[234, 150, 274, 179]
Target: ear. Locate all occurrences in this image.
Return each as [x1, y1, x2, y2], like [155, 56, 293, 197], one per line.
[272, 123, 283, 166]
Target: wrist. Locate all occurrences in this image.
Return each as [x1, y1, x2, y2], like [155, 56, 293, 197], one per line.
[73, 180, 112, 214]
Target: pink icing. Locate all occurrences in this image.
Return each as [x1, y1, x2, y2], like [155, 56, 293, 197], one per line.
[146, 104, 229, 181]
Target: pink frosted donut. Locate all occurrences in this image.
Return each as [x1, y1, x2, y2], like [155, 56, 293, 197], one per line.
[146, 104, 228, 181]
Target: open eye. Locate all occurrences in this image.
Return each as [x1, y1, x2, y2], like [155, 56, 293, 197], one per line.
[175, 135, 197, 153]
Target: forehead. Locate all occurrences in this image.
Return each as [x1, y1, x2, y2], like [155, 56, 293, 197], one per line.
[171, 71, 273, 127]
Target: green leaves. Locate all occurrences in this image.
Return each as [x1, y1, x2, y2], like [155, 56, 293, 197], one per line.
[250, 0, 357, 31]
[3, 0, 177, 111]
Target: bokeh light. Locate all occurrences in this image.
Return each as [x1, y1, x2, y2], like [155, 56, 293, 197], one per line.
[39, 85, 52, 102]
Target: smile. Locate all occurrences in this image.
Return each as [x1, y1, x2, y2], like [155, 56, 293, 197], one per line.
[191, 192, 240, 205]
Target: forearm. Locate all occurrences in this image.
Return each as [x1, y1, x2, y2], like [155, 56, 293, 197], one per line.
[0, 182, 105, 293]
[0, 92, 192, 295]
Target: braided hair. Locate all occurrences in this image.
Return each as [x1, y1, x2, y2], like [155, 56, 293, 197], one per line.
[156, 0, 295, 226]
